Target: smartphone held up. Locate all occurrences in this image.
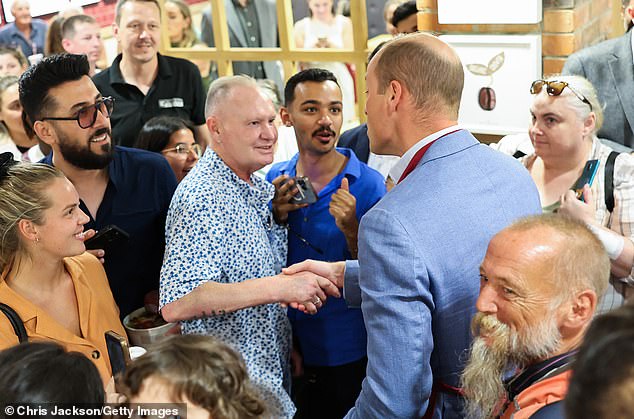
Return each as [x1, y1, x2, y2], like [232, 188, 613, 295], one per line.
[572, 159, 600, 202]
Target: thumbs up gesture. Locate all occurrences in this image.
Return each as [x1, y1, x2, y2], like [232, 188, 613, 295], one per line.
[329, 177, 359, 257]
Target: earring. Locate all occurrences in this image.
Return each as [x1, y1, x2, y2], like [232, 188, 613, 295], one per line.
[34, 236, 40, 243]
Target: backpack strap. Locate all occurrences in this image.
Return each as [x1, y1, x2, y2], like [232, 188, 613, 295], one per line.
[0, 303, 28, 343]
[605, 151, 619, 213]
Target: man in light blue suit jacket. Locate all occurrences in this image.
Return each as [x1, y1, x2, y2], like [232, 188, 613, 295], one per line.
[562, 0, 634, 148]
[286, 33, 541, 418]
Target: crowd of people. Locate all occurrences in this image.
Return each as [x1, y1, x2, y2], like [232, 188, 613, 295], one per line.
[0, 0, 633, 418]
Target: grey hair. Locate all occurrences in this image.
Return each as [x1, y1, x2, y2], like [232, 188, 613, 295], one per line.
[543, 75, 604, 133]
[204, 75, 259, 118]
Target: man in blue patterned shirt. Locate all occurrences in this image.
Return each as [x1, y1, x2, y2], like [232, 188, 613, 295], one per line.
[160, 75, 339, 418]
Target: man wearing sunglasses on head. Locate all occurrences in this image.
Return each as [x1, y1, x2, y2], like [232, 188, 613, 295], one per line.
[19, 53, 178, 319]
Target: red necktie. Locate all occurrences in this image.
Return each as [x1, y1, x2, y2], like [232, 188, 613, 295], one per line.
[398, 129, 461, 183]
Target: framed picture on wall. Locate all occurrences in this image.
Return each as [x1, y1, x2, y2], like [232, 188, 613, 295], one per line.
[440, 34, 542, 135]
[438, 0, 542, 24]
[2, 0, 98, 22]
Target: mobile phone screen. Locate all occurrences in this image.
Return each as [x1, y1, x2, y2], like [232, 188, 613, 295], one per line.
[105, 331, 129, 376]
[572, 159, 600, 201]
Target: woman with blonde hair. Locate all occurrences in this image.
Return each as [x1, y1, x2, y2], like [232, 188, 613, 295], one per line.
[0, 155, 126, 384]
[165, 0, 213, 92]
[495, 75, 634, 313]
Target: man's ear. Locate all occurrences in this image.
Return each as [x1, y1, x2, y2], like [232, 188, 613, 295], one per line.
[112, 23, 120, 42]
[387, 80, 404, 113]
[32, 120, 56, 147]
[61, 39, 71, 51]
[626, 4, 634, 21]
[280, 107, 292, 127]
[206, 115, 223, 146]
[562, 289, 597, 329]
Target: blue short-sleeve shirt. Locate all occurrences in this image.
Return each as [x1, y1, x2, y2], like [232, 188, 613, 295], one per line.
[267, 148, 386, 366]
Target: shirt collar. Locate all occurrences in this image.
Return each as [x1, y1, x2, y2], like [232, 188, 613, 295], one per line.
[388, 125, 460, 184]
[0, 257, 94, 345]
[207, 149, 275, 204]
[109, 53, 170, 85]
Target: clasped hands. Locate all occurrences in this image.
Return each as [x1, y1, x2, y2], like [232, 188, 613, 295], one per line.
[277, 260, 346, 314]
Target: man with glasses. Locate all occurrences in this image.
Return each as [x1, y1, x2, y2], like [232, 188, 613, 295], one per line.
[19, 53, 178, 319]
[266, 69, 385, 419]
[93, 0, 210, 149]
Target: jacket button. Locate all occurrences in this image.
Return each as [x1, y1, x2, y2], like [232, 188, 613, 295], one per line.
[91, 350, 100, 359]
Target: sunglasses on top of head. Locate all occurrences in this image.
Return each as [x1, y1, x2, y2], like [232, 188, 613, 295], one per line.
[530, 80, 592, 111]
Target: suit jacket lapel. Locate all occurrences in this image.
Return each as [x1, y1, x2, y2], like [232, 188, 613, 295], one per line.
[254, 1, 275, 47]
[225, 0, 248, 47]
[610, 31, 634, 132]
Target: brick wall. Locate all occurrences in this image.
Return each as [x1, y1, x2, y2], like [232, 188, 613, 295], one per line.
[417, 0, 615, 76]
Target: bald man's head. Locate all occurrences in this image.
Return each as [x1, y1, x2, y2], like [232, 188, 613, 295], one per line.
[371, 32, 464, 120]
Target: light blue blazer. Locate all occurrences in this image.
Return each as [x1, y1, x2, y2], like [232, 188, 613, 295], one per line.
[562, 30, 634, 148]
[343, 130, 542, 418]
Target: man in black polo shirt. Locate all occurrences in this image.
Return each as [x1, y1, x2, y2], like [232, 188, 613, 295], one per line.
[20, 53, 178, 318]
[93, 0, 210, 148]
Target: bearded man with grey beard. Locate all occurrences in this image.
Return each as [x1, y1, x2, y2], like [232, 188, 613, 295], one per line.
[461, 214, 609, 419]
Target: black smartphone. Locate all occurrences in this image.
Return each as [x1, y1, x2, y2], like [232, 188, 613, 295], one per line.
[84, 225, 129, 251]
[105, 330, 131, 376]
[291, 176, 318, 205]
[572, 159, 600, 201]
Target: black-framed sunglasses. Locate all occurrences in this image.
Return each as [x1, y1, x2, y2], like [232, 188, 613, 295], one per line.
[530, 80, 592, 111]
[40, 96, 115, 129]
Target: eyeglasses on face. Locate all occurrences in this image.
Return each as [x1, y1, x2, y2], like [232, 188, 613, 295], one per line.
[161, 143, 202, 158]
[40, 96, 115, 129]
[530, 80, 593, 111]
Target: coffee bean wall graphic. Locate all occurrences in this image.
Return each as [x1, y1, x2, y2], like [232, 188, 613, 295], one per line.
[466, 52, 505, 111]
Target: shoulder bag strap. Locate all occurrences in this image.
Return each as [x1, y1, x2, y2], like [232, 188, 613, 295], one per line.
[605, 151, 619, 213]
[0, 303, 28, 343]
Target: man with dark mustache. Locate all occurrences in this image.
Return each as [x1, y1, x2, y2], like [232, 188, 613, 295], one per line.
[461, 214, 609, 419]
[19, 53, 178, 318]
[266, 68, 386, 419]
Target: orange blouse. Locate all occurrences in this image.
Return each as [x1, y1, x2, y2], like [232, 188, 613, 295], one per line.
[0, 252, 127, 384]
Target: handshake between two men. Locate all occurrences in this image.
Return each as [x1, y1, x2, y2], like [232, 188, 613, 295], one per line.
[281, 260, 346, 314]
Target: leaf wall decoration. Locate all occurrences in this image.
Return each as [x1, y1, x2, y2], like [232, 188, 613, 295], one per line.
[466, 63, 490, 76]
[487, 52, 505, 74]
